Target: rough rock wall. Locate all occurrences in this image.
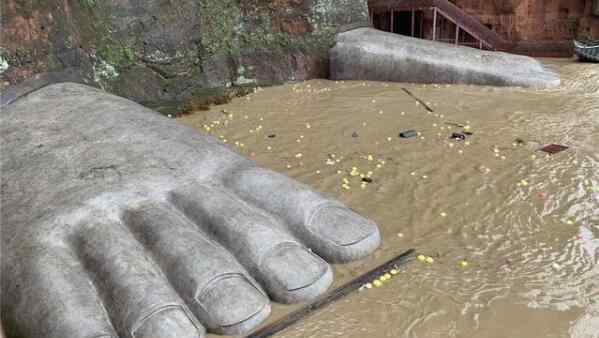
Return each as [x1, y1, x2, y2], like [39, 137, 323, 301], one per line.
[455, 0, 598, 41]
[0, 0, 368, 104]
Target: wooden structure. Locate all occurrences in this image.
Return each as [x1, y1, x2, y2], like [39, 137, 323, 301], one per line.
[369, 0, 513, 51]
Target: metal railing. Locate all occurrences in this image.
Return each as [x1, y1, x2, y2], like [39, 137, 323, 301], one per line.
[369, 0, 515, 51]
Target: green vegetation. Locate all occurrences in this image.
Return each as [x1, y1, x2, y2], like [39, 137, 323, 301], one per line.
[79, 0, 97, 9]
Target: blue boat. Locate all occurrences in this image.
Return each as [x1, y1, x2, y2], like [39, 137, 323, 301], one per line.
[574, 40, 599, 62]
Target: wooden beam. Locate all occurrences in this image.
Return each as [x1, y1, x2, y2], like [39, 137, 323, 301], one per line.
[411, 9, 415, 36]
[432, 7, 437, 41]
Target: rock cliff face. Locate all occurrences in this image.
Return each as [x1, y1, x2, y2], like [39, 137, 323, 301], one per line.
[456, 0, 598, 42]
[0, 0, 369, 104]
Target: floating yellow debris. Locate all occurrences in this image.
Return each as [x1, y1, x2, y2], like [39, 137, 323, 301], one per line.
[306, 123, 311, 129]
[459, 260, 469, 268]
[566, 220, 574, 225]
[417, 255, 426, 262]
[266, 146, 272, 151]
[383, 273, 391, 279]
[440, 212, 447, 217]
[316, 170, 321, 174]
[373, 279, 383, 287]
[367, 154, 374, 161]
[342, 177, 350, 184]
[365, 283, 373, 289]
[295, 153, 303, 158]
[520, 179, 529, 187]
[342, 183, 351, 190]
[425, 257, 434, 264]
[387, 137, 392, 142]
[378, 110, 384, 115]
[286, 164, 292, 169]
[390, 269, 399, 275]
[367, 171, 373, 177]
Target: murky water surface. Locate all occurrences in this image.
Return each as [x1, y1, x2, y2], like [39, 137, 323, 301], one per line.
[179, 59, 599, 338]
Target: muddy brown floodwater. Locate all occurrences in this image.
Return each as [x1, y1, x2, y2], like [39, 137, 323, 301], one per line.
[179, 59, 599, 338]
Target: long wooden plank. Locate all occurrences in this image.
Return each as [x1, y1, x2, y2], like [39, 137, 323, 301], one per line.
[245, 249, 416, 338]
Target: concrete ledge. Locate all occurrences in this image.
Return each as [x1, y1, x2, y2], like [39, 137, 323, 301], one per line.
[330, 28, 561, 88]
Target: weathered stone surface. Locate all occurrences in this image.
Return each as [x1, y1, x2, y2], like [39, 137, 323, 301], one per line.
[0, 0, 369, 104]
[330, 27, 561, 88]
[0, 82, 381, 338]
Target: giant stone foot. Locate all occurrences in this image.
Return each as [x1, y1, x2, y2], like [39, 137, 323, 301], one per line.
[330, 27, 561, 88]
[0, 83, 381, 338]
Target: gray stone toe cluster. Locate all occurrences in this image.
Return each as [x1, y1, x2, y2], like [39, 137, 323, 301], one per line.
[0, 83, 381, 338]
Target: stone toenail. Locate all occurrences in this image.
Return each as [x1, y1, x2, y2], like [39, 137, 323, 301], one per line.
[262, 242, 328, 291]
[196, 274, 269, 329]
[309, 205, 377, 246]
[132, 306, 203, 338]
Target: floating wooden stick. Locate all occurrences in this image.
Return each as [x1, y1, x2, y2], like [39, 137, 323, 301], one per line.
[245, 248, 416, 338]
[401, 88, 434, 112]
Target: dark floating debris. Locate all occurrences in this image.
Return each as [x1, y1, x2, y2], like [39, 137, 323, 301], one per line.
[450, 132, 467, 140]
[539, 144, 569, 154]
[463, 131, 473, 136]
[399, 130, 417, 138]
[352, 131, 359, 138]
[361, 177, 373, 183]
[267, 134, 276, 138]
[515, 138, 526, 145]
